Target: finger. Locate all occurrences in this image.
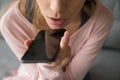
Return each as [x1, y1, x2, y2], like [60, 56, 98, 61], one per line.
[60, 57, 70, 67]
[60, 31, 70, 49]
[24, 39, 33, 48]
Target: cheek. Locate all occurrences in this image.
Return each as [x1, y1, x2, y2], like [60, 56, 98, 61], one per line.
[67, 5, 81, 18]
[70, 0, 84, 11]
[68, 1, 84, 16]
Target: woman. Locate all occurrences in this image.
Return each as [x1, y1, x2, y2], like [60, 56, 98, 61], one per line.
[0, 0, 113, 80]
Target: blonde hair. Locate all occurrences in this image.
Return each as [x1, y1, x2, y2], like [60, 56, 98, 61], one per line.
[19, 0, 96, 29]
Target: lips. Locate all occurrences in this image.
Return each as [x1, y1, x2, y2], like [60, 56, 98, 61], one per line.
[47, 17, 66, 26]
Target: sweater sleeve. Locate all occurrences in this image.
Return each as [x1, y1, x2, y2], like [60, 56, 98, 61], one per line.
[64, 7, 114, 80]
[0, 5, 65, 80]
[0, 2, 65, 80]
[0, 9, 39, 80]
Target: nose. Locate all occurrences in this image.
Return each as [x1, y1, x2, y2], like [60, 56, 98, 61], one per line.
[50, 0, 65, 13]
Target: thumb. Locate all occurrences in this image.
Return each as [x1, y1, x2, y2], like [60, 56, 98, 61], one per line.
[60, 31, 70, 49]
[24, 39, 33, 48]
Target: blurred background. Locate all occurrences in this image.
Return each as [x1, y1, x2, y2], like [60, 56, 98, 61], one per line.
[0, 0, 19, 79]
[0, 0, 120, 80]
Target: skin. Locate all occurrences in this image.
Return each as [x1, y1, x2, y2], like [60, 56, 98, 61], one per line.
[36, 0, 85, 30]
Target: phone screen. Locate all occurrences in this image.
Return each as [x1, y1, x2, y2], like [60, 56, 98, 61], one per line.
[21, 29, 66, 63]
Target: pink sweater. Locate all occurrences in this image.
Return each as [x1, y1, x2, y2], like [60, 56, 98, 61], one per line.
[0, 0, 113, 80]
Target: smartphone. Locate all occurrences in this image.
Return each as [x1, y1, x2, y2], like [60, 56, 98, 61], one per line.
[21, 29, 66, 63]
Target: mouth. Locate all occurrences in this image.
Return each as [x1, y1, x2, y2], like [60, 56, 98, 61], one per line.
[47, 17, 66, 26]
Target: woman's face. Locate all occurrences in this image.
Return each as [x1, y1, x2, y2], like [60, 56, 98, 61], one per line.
[36, 0, 85, 29]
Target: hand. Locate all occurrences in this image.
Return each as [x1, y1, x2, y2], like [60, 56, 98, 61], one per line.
[50, 31, 71, 67]
[24, 31, 71, 68]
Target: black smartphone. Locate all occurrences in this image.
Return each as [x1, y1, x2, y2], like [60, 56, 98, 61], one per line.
[21, 29, 66, 63]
